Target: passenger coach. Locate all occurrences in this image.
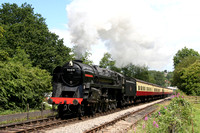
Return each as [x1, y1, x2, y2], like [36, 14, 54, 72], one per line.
[135, 79, 173, 100]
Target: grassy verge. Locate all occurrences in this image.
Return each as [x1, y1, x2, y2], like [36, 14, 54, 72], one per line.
[0, 112, 56, 125]
[192, 103, 200, 132]
[128, 93, 200, 133]
[0, 102, 52, 115]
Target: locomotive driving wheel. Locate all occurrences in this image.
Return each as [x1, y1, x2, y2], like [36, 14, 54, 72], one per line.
[78, 105, 85, 118]
[102, 103, 108, 112]
[90, 103, 98, 116]
[97, 103, 103, 113]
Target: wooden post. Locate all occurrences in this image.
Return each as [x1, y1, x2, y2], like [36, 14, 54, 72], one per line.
[41, 103, 43, 118]
[27, 103, 29, 120]
[52, 103, 55, 116]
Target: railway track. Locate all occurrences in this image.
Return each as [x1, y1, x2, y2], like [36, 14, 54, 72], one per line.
[0, 117, 64, 133]
[84, 98, 170, 133]
[0, 97, 170, 133]
[0, 108, 120, 132]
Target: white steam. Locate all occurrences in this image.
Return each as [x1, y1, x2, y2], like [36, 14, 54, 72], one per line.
[66, 0, 171, 68]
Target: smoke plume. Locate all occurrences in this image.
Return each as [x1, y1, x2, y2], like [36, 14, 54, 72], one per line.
[66, 0, 170, 68]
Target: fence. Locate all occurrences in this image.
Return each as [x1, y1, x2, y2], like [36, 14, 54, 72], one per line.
[0, 103, 56, 123]
[186, 96, 200, 104]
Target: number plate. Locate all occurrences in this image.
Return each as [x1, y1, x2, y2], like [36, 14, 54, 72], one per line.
[67, 69, 75, 72]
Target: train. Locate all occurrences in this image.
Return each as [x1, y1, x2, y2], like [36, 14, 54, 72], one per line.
[48, 60, 173, 117]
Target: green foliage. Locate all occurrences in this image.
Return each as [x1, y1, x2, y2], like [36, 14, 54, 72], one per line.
[0, 50, 9, 61]
[81, 51, 93, 65]
[99, 52, 121, 72]
[99, 53, 167, 86]
[173, 47, 200, 95]
[0, 26, 5, 38]
[166, 72, 173, 85]
[173, 47, 199, 68]
[99, 53, 116, 68]
[148, 70, 166, 87]
[0, 3, 72, 73]
[180, 60, 200, 95]
[193, 104, 200, 132]
[136, 92, 194, 133]
[0, 49, 52, 111]
[121, 63, 149, 82]
[173, 56, 200, 95]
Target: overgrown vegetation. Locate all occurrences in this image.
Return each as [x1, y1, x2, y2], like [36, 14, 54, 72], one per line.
[131, 91, 200, 133]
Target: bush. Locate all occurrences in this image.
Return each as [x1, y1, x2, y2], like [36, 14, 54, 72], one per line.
[136, 92, 194, 133]
[0, 49, 52, 111]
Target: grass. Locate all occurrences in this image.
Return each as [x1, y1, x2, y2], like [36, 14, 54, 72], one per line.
[192, 103, 200, 132]
[128, 95, 200, 133]
[0, 112, 55, 125]
[0, 102, 56, 125]
[0, 108, 43, 115]
[128, 100, 171, 133]
[0, 102, 53, 115]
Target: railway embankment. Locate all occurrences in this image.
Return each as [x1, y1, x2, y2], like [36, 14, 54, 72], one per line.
[128, 93, 200, 133]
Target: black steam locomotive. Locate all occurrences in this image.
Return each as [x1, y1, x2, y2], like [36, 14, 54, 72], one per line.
[48, 60, 172, 117]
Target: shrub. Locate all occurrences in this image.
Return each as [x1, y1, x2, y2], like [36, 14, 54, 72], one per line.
[0, 49, 52, 111]
[136, 92, 194, 133]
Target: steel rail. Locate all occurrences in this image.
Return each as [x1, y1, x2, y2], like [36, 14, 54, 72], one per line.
[0, 98, 170, 133]
[83, 98, 170, 133]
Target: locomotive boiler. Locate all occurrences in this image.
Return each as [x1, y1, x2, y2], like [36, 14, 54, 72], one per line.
[48, 60, 173, 117]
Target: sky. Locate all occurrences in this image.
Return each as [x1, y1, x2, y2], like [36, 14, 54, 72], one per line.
[1, 0, 200, 71]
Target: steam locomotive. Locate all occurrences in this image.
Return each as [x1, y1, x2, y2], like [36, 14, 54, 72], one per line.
[48, 60, 173, 117]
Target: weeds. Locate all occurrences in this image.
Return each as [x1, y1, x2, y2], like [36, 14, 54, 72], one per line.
[132, 92, 196, 133]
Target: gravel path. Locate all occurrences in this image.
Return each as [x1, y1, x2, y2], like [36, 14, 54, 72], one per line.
[46, 98, 166, 133]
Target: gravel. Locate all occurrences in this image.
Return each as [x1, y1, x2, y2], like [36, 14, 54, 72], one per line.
[46, 98, 166, 133]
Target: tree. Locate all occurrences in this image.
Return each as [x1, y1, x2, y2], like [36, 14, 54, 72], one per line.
[81, 51, 93, 65]
[172, 56, 200, 95]
[166, 72, 173, 86]
[180, 60, 200, 95]
[148, 71, 166, 86]
[121, 63, 149, 82]
[0, 26, 5, 38]
[0, 3, 72, 73]
[100, 53, 115, 68]
[173, 47, 199, 68]
[99, 52, 121, 72]
[0, 49, 52, 110]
